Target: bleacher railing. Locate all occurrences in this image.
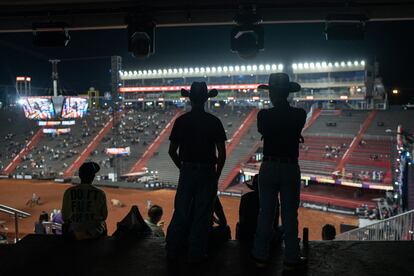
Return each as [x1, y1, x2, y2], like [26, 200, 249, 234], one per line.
[336, 209, 414, 241]
[0, 204, 30, 243]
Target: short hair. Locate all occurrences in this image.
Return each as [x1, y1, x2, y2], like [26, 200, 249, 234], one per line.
[148, 205, 163, 223]
[322, 224, 336, 240]
[39, 212, 48, 222]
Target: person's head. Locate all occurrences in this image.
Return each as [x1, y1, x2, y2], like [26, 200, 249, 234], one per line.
[258, 73, 301, 106]
[78, 162, 100, 184]
[148, 205, 163, 224]
[322, 224, 336, 240]
[181, 82, 218, 110]
[39, 212, 48, 223]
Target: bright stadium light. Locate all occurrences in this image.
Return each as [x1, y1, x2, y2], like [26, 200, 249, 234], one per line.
[341, 61, 346, 67]
[152, 69, 157, 75]
[298, 63, 303, 69]
[354, 61, 359, 66]
[252, 65, 257, 71]
[235, 65, 240, 72]
[162, 69, 167, 74]
[118, 70, 123, 76]
[147, 70, 152, 75]
[138, 70, 143, 75]
[229, 66, 234, 72]
[259, 64, 265, 71]
[347, 61, 352, 66]
[167, 68, 172, 74]
[211, 67, 217, 72]
[184, 68, 189, 73]
[310, 62, 315, 69]
[304, 63, 309, 69]
[328, 62, 333, 67]
[361, 60, 366, 66]
[271, 64, 277, 70]
[173, 68, 178, 74]
[200, 67, 205, 73]
[178, 68, 183, 73]
[195, 67, 200, 73]
[129, 71, 133, 76]
[334, 62, 339, 67]
[278, 64, 283, 71]
[189, 67, 194, 73]
[157, 69, 162, 75]
[241, 65, 247, 71]
[316, 62, 321, 68]
[247, 65, 252, 71]
[223, 66, 228, 72]
[17, 98, 26, 105]
[217, 66, 223, 72]
[205, 67, 210, 72]
[265, 64, 270, 71]
[143, 70, 148, 75]
[322, 61, 328, 68]
[292, 63, 297, 70]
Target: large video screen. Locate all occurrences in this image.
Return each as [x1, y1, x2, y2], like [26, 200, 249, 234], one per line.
[22, 97, 55, 120]
[105, 147, 131, 156]
[61, 97, 88, 119]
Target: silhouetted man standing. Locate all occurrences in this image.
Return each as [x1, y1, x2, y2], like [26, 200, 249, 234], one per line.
[252, 73, 306, 270]
[166, 82, 227, 262]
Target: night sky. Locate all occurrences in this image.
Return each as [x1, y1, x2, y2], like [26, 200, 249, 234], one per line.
[0, 21, 413, 103]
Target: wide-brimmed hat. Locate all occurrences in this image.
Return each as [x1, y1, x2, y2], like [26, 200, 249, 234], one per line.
[79, 162, 100, 176]
[258, 73, 301, 93]
[181, 82, 218, 103]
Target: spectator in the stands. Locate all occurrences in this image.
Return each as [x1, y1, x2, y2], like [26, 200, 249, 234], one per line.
[62, 162, 108, 240]
[166, 82, 227, 263]
[322, 224, 336, 240]
[145, 205, 165, 238]
[236, 174, 281, 245]
[34, 211, 49, 234]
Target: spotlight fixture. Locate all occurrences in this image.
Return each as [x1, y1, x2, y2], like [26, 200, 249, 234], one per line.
[127, 14, 156, 59]
[325, 14, 367, 40]
[32, 22, 70, 47]
[230, 6, 264, 59]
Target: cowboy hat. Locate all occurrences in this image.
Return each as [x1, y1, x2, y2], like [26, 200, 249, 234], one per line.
[79, 161, 100, 176]
[181, 82, 218, 103]
[258, 73, 301, 93]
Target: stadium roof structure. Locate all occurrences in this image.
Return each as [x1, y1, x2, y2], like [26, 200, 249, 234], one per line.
[120, 63, 284, 80]
[120, 59, 366, 80]
[0, 1, 414, 32]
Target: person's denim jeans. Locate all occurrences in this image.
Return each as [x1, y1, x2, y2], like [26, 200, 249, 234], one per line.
[166, 163, 217, 258]
[252, 161, 301, 263]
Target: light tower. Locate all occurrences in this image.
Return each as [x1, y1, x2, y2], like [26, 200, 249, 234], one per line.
[15, 76, 31, 96]
[49, 59, 60, 96]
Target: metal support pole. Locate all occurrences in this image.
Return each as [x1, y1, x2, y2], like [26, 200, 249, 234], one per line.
[14, 212, 19, 243]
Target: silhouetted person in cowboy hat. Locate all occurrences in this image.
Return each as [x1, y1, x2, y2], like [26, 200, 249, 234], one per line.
[251, 73, 306, 271]
[166, 82, 227, 262]
[62, 162, 108, 240]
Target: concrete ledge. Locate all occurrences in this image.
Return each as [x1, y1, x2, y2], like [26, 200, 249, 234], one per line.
[1, 235, 413, 276]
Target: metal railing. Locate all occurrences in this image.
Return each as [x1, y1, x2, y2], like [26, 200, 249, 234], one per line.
[0, 204, 31, 243]
[336, 209, 414, 241]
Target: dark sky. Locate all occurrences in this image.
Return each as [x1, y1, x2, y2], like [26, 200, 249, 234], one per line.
[0, 21, 413, 101]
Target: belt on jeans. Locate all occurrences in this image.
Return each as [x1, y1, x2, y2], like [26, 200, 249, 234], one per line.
[262, 156, 298, 164]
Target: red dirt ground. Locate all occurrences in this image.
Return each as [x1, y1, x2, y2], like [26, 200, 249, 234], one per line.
[0, 180, 358, 241]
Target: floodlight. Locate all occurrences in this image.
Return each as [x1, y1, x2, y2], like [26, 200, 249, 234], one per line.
[223, 66, 228, 72]
[265, 64, 270, 71]
[304, 63, 309, 69]
[271, 64, 277, 70]
[230, 6, 264, 59]
[361, 60, 366, 66]
[252, 65, 257, 71]
[195, 67, 200, 73]
[340, 61, 346, 67]
[298, 63, 303, 69]
[229, 66, 234, 72]
[292, 64, 297, 70]
[127, 15, 156, 59]
[241, 65, 246, 71]
[278, 64, 284, 71]
[259, 64, 265, 71]
[247, 65, 252, 71]
[235, 66, 240, 72]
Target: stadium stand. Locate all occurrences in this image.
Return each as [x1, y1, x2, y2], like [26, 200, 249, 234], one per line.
[14, 109, 109, 178]
[87, 107, 177, 178]
[0, 108, 37, 173]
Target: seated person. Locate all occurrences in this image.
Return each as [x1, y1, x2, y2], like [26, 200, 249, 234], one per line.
[321, 224, 336, 240]
[62, 162, 108, 240]
[145, 205, 165, 238]
[236, 174, 281, 245]
[34, 211, 49, 234]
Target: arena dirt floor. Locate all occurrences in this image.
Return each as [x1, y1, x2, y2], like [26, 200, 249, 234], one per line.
[0, 180, 358, 241]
